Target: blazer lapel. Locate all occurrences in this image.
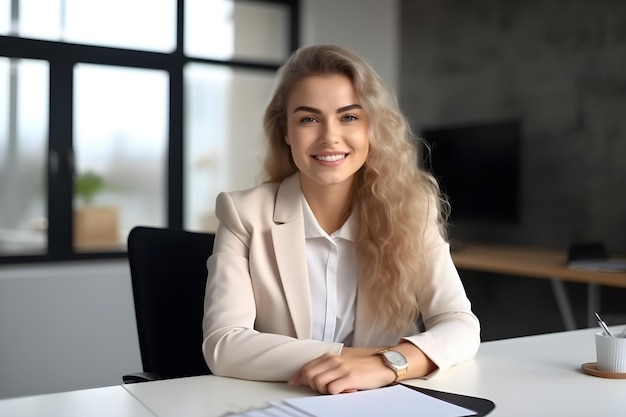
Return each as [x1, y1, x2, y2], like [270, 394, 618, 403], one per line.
[271, 174, 312, 340]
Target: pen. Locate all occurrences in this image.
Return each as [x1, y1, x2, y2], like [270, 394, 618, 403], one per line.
[595, 312, 613, 337]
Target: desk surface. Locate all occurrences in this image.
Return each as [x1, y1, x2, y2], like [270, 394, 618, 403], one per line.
[2, 327, 625, 417]
[452, 242, 626, 287]
[0, 385, 155, 417]
[406, 326, 626, 417]
[122, 326, 625, 417]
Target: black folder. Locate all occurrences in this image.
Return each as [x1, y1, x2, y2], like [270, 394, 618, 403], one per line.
[403, 384, 496, 417]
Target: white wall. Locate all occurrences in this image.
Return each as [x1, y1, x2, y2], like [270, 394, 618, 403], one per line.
[0, 1, 400, 399]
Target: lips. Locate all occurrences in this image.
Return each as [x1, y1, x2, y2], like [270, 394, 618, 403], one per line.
[313, 154, 348, 162]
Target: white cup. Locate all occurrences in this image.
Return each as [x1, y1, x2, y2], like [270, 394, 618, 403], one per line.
[595, 331, 626, 373]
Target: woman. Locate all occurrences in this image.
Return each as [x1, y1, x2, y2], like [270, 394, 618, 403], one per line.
[202, 44, 480, 395]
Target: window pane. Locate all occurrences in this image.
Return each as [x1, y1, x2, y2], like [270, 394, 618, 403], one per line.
[0, 0, 10, 34]
[73, 64, 168, 252]
[184, 63, 276, 232]
[16, 0, 176, 52]
[185, 0, 290, 63]
[18, 0, 63, 40]
[0, 58, 49, 255]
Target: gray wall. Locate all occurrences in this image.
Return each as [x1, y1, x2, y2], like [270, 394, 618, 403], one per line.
[0, 261, 141, 399]
[301, 0, 399, 89]
[400, 0, 626, 254]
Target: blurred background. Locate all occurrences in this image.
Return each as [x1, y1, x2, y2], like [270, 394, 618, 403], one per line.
[0, 0, 624, 400]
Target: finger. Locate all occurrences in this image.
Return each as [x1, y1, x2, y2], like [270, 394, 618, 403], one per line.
[288, 369, 302, 386]
[290, 353, 336, 388]
[308, 360, 353, 394]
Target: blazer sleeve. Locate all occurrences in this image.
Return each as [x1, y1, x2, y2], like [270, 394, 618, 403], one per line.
[401, 218, 481, 378]
[202, 191, 342, 381]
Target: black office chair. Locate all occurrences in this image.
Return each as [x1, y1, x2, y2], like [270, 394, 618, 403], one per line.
[123, 226, 215, 383]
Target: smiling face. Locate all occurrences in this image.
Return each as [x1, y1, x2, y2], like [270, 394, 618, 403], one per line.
[284, 74, 369, 199]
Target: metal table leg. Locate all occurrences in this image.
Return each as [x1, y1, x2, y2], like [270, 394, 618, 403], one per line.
[550, 278, 577, 330]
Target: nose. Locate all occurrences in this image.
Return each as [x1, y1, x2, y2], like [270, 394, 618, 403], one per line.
[320, 119, 340, 144]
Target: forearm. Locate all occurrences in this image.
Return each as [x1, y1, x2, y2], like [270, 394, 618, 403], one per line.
[404, 312, 481, 374]
[339, 346, 386, 357]
[339, 343, 436, 383]
[203, 329, 343, 381]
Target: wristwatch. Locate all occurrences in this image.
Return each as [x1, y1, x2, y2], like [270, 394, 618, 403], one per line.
[376, 350, 408, 383]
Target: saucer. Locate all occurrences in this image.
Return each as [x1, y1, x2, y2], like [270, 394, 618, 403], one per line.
[581, 362, 626, 379]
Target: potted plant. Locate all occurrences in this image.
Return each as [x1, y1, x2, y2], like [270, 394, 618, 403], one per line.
[75, 171, 108, 206]
[73, 171, 119, 250]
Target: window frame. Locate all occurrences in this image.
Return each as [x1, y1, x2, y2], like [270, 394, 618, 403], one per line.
[0, 0, 300, 264]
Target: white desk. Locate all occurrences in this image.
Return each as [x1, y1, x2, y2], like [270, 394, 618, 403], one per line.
[2, 327, 625, 417]
[0, 385, 155, 417]
[404, 326, 626, 417]
[125, 376, 314, 417]
[122, 326, 626, 417]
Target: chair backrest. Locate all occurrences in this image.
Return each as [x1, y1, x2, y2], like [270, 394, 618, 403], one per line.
[127, 226, 215, 379]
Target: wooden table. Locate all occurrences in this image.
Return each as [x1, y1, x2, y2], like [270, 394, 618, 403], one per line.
[452, 242, 626, 329]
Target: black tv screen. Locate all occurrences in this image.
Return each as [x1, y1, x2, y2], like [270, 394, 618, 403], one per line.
[419, 120, 521, 225]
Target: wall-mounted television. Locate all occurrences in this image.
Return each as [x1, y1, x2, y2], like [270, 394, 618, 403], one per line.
[419, 120, 521, 225]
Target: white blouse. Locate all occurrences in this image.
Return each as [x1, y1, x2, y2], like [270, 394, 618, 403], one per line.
[301, 195, 358, 345]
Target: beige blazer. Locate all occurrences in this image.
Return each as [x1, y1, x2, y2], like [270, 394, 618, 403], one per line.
[202, 174, 480, 381]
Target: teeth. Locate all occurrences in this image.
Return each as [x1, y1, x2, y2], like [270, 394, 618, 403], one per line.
[315, 154, 346, 162]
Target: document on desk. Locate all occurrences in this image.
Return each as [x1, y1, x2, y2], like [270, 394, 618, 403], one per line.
[568, 259, 626, 273]
[229, 385, 476, 417]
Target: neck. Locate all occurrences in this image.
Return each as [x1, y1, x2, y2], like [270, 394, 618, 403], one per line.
[300, 178, 353, 235]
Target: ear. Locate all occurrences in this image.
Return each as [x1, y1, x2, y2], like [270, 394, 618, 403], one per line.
[284, 135, 290, 146]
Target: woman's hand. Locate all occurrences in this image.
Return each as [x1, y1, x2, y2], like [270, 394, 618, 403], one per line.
[288, 342, 437, 395]
[288, 352, 396, 395]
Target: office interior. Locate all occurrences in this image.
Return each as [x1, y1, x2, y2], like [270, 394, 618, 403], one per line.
[1, 0, 625, 400]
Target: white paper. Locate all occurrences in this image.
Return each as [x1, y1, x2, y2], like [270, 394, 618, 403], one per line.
[568, 259, 626, 273]
[230, 408, 285, 417]
[226, 385, 476, 417]
[282, 385, 475, 417]
[267, 402, 316, 416]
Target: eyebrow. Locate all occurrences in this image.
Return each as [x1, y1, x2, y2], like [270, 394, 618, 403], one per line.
[292, 104, 363, 114]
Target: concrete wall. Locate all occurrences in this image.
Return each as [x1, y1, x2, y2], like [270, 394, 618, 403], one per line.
[301, 0, 400, 90]
[399, 0, 626, 254]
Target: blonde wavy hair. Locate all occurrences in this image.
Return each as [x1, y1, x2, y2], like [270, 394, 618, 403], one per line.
[262, 44, 448, 333]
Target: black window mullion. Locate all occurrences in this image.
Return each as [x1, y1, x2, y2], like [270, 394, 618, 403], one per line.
[47, 59, 74, 259]
[290, 0, 301, 51]
[0, 0, 300, 264]
[168, 65, 184, 229]
[167, 0, 185, 229]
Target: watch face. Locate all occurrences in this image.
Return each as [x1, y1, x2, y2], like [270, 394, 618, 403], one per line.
[384, 350, 408, 367]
